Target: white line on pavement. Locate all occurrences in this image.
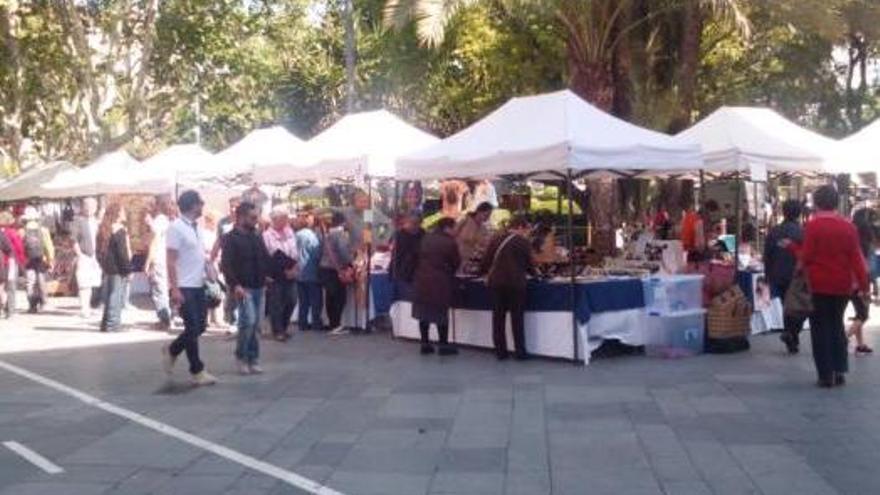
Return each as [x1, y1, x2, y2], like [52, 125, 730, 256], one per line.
[0, 359, 345, 495]
[3, 441, 64, 474]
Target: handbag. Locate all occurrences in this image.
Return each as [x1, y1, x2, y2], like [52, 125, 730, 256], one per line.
[784, 268, 813, 318]
[326, 231, 355, 286]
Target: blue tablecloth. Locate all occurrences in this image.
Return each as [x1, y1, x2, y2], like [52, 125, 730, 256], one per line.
[370, 274, 644, 324]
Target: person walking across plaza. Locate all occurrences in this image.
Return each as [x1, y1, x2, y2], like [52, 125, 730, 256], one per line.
[71, 198, 102, 320]
[222, 201, 272, 374]
[145, 196, 174, 331]
[20, 207, 53, 314]
[163, 190, 216, 386]
[319, 212, 354, 334]
[412, 217, 460, 355]
[764, 199, 805, 354]
[848, 207, 876, 355]
[263, 205, 298, 342]
[213, 196, 241, 330]
[0, 211, 24, 318]
[295, 208, 324, 331]
[481, 216, 535, 361]
[0, 226, 14, 318]
[796, 186, 869, 388]
[96, 203, 131, 333]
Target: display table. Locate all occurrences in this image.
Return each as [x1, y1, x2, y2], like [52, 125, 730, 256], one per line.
[378, 274, 650, 363]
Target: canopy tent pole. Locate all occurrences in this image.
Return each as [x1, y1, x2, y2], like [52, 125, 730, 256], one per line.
[734, 172, 742, 274]
[567, 169, 579, 364]
[699, 170, 706, 205]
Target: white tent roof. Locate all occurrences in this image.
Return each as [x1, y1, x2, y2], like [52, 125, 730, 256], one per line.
[842, 120, 880, 174]
[0, 162, 76, 201]
[134, 144, 216, 193]
[256, 110, 439, 183]
[675, 106, 847, 174]
[213, 126, 308, 181]
[42, 150, 153, 198]
[396, 90, 703, 180]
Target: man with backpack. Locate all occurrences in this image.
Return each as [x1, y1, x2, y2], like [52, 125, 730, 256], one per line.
[20, 207, 54, 314]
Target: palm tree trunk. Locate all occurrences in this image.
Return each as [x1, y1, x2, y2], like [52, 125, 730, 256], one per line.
[672, 0, 702, 132]
[342, 0, 357, 112]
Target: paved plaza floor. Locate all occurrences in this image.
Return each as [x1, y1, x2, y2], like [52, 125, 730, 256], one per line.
[1, 297, 880, 495]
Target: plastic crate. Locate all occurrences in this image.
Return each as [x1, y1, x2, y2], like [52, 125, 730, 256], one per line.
[645, 309, 706, 358]
[642, 275, 704, 315]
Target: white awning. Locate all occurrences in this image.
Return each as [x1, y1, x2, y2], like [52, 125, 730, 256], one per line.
[397, 90, 703, 180]
[42, 151, 155, 198]
[0, 162, 76, 201]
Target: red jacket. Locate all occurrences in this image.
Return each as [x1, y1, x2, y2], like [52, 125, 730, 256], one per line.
[798, 211, 869, 296]
[2, 227, 25, 267]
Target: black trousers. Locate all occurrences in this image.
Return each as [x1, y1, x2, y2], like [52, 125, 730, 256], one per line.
[267, 280, 297, 336]
[491, 286, 527, 358]
[809, 294, 849, 381]
[773, 283, 807, 346]
[170, 288, 206, 375]
[320, 268, 346, 328]
[419, 321, 449, 345]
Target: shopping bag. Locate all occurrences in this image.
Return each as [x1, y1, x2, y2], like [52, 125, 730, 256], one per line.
[783, 269, 813, 319]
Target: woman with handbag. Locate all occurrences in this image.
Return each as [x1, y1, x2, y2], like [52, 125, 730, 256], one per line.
[412, 217, 460, 355]
[795, 186, 869, 388]
[764, 200, 805, 353]
[319, 212, 353, 334]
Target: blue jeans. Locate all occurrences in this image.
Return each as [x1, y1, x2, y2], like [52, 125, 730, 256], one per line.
[297, 281, 323, 330]
[100, 274, 126, 331]
[170, 287, 206, 374]
[236, 288, 263, 364]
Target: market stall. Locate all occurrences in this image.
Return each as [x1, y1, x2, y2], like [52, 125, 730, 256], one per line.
[0, 162, 75, 202]
[392, 89, 705, 362]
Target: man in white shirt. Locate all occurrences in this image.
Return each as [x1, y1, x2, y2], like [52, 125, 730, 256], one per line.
[162, 190, 216, 386]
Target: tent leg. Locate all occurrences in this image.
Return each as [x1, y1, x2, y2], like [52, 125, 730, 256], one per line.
[365, 176, 373, 332]
[567, 170, 579, 364]
[734, 172, 742, 275]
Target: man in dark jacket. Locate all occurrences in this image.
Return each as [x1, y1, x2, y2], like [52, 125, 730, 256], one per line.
[221, 201, 272, 375]
[764, 199, 805, 354]
[412, 217, 460, 355]
[390, 213, 425, 300]
[481, 216, 534, 360]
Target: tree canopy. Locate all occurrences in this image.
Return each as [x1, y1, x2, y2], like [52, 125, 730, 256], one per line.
[1, 0, 879, 174]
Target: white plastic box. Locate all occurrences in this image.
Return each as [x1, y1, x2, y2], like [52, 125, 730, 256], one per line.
[645, 309, 706, 358]
[642, 274, 704, 315]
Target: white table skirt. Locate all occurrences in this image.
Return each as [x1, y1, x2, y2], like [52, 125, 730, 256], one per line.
[390, 302, 647, 364]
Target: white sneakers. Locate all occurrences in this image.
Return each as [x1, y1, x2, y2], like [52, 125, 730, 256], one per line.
[238, 360, 264, 375]
[191, 371, 217, 386]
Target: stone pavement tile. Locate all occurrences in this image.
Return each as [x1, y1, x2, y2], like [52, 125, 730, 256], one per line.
[682, 441, 759, 494]
[551, 466, 663, 495]
[325, 471, 431, 495]
[650, 388, 699, 419]
[338, 446, 442, 475]
[437, 448, 506, 473]
[381, 393, 460, 419]
[184, 453, 250, 477]
[429, 472, 504, 495]
[369, 417, 454, 431]
[393, 382, 463, 394]
[149, 473, 240, 495]
[747, 471, 838, 495]
[661, 480, 713, 495]
[55, 463, 139, 484]
[263, 445, 312, 469]
[222, 426, 286, 458]
[102, 468, 176, 495]
[0, 481, 111, 495]
[355, 428, 447, 450]
[504, 469, 551, 495]
[61, 427, 202, 469]
[223, 472, 281, 494]
[462, 387, 514, 403]
[635, 424, 701, 482]
[548, 433, 652, 472]
[447, 427, 509, 449]
[297, 442, 355, 468]
[728, 444, 838, 495]
[545, 385, 650, 405]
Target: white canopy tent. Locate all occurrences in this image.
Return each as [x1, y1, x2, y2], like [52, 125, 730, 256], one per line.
[211, 126, 308, 182]
[135, 144, 216, 194]
[396, 90, 703, 181]
[0, 162, 76, 201]
[842, 119, 880, 174]
[255, 110, 439, 183]
[42, 150, 152, 198]
[675, 106, 847, 175]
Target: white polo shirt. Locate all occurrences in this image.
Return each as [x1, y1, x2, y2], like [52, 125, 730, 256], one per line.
[166, 216, 206, 289]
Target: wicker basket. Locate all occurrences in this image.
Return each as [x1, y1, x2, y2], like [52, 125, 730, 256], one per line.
[707, 313, 751, 339]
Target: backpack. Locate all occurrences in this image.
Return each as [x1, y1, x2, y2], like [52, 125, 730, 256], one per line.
[24, 228, 44, 262]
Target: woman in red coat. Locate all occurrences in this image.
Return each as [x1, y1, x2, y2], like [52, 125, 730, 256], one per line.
[799, 186, 869, 388]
